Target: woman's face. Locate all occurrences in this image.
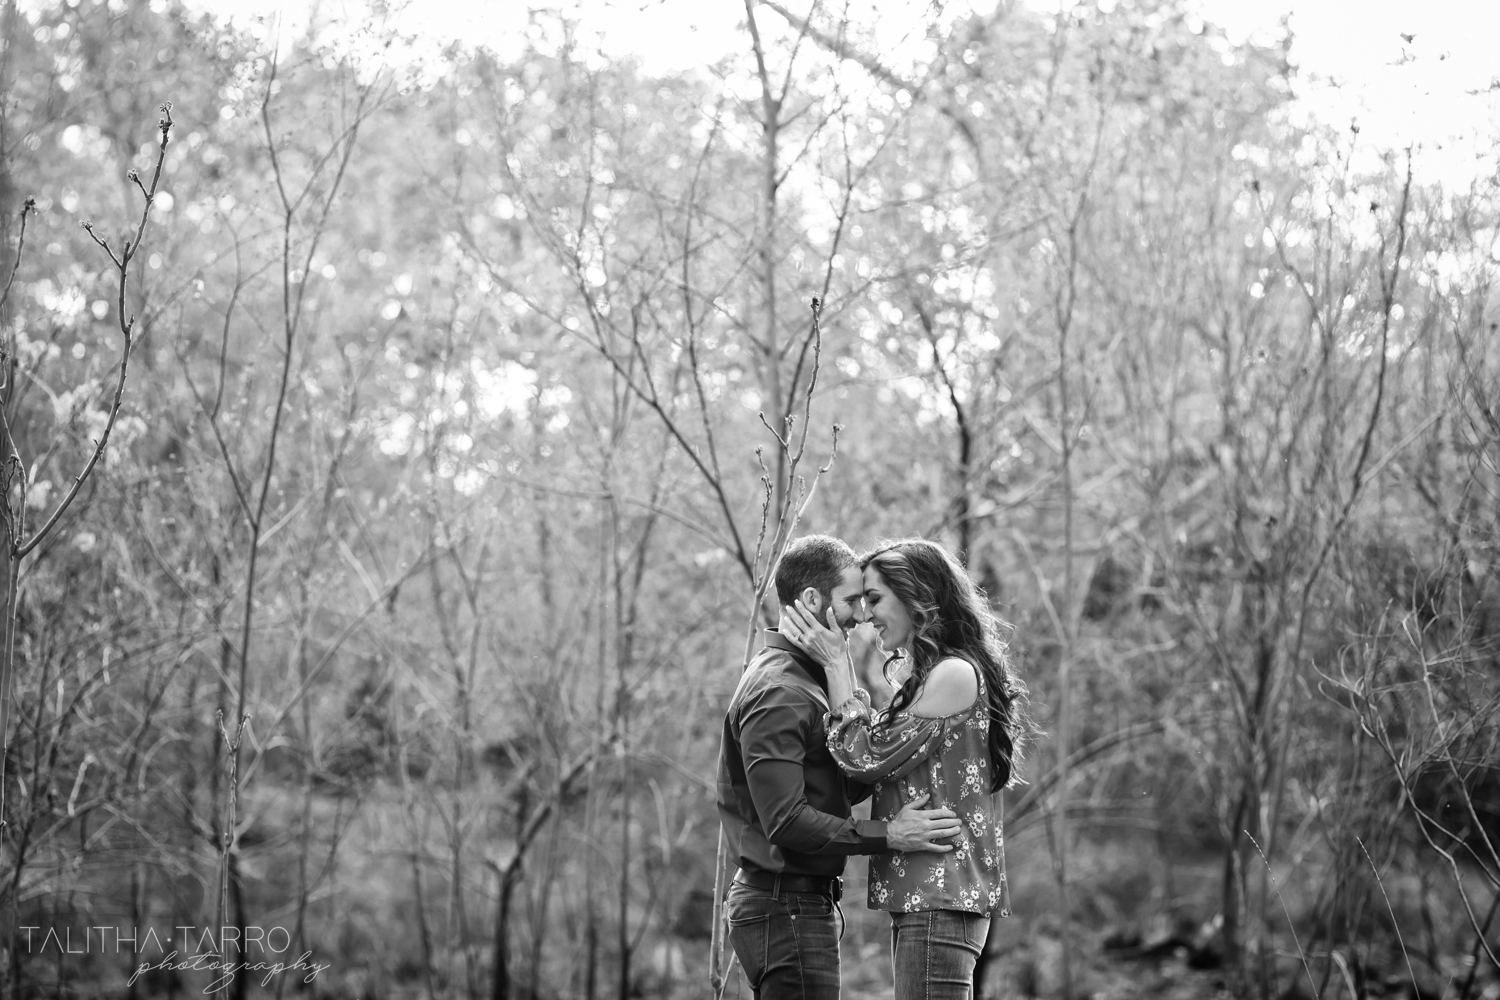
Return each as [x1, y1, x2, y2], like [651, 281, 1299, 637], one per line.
[862, 565, 915, 653]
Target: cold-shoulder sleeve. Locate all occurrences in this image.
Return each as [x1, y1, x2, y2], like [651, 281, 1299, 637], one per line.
[825, 690, 947, 785]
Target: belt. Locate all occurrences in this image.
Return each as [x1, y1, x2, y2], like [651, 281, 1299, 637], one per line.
[733, 868, 843, 901]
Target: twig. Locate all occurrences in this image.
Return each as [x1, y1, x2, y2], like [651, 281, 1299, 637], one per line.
[0, 106, 174, 839]
[1349, 671, 1500, 969]
[0, 199, 36, 317]
[1357, 837, 1418, 992]
[18, 105, 173, 557]
[1247, 831, 1319, 999]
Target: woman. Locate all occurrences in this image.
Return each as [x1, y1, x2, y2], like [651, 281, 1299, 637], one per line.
[779, 538, 1033, 1000]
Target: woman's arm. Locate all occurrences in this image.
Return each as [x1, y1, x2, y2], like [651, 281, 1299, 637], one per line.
[825, 696, 945, 784]
[825, 657, 979, 783]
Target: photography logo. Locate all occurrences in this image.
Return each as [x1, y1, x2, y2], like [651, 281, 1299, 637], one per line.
[21, 925, 331, 992]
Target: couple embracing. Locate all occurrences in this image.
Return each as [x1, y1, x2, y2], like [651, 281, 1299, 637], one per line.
[716, 535, 1034, 999]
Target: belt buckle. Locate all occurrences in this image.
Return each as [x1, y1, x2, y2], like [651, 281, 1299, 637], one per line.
[830, 877, 843, 903]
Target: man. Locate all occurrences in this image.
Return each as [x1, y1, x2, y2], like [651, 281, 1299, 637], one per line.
[717, 534, 961, 998]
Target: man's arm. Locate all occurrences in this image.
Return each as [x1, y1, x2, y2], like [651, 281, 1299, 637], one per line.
[746, 758, 887, 854]
[739, 691, 888, 855]
[738, 690, 963, 856]
[744, 757, 960, 855]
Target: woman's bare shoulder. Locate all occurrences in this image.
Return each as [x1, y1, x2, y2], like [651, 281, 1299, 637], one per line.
[909, 657, 979, 718]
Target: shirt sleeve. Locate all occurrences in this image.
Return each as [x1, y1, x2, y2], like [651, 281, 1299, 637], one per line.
[738, 688, 888, 855]
[825, 690, 947, 785]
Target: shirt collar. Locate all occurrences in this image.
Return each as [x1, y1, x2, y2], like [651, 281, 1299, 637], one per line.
[763, 628, 828, 690]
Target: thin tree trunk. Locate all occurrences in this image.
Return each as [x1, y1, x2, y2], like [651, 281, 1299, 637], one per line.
[492, 758, 594, 1000]
[1055, 366, 1076, 1000]
[527, 830, 560, 997]
[744, 0, 786, 502]
[617, 708, 631, 1000]
[1050, 197, 1084, 1000]
[1222, 791, 1247, 982]
[493, 864, 520, 1000]
[412, 843, 437, 1000]
[281, 648, 314, 1000]
[396, 651, 439, 1000]
[0, 548, 17, 999]
[231, 853, 249, 1000]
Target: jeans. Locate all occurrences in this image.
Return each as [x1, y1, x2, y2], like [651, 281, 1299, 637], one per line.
[725, 880, 842, 999]
[890, 909, 991, 1000]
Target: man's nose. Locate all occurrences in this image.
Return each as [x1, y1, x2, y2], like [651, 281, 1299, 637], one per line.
[852, 601, 869, 624]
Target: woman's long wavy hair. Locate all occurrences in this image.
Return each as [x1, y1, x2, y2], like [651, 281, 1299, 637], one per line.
[863, 539, 1036, 791]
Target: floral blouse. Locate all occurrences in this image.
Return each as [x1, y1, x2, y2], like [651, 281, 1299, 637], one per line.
[825, 662, 1010, 918]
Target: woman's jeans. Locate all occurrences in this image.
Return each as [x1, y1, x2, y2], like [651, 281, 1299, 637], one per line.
[890, 909, 991, 1000]
[725, 880, 842, 999]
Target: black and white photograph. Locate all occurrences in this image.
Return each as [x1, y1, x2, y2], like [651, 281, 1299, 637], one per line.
[1, 0, 1498, 996]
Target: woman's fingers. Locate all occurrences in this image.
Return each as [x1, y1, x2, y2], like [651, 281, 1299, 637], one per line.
[792, 599, 841, 637]
[778, 610, 801, 646]
[780, 604, 826, 654]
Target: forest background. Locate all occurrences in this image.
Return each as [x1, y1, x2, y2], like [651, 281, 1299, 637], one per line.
[0, 0, 1498, 997]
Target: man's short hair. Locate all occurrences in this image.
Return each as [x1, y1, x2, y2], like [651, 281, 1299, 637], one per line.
[774, 535, 859, 608]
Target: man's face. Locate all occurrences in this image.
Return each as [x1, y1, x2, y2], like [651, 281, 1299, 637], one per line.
[822, 566, 867, 632]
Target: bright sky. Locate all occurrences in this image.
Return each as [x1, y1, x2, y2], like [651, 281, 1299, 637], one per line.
[189, 0, 1500, 188]
[1196, 0, 1500, 188]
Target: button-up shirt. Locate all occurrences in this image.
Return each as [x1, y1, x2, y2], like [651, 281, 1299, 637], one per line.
[717, 630, 889, 877]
